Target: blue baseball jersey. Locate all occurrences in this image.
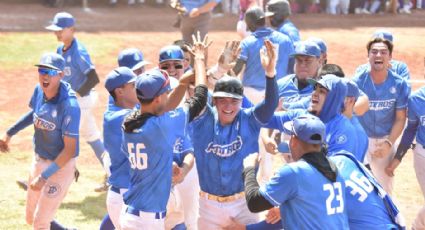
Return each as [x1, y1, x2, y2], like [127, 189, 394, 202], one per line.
[259, 160, 349, 229]
[350, 116, 368, 162]
[103, 104, 133, 189]
[190, 105, 264, 196]
[355, 60, 410, 81]
[407, 87, 425, 146]
[57, 38, 95, 92]
[330, 153, 396, 229]
[277, 19, 300, 43]
[180, 0, 218, 16]
[353, 70, 410, 137]
[325, 114, 358, 157]
[122, 107, 188, 212]
[29, 81, 80, 160]
[239, 27, 294, 90]
[172, 135, 194, 167]
[277, 74, 314, 110]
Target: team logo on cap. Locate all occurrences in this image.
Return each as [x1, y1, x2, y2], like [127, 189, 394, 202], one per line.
[205, 136, 243, 157]
[389, 87, 396, 94]
[45, 182, 62, 198]
[134, 53, 141, 61]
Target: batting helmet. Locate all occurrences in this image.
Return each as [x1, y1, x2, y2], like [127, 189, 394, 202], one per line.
[159, 45, 184, 63]
[265, 0, 291, 18]
[213, 76, 244, 99]
[244, 6, 266, 32]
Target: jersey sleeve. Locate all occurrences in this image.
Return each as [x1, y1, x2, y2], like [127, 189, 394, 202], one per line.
[407, 95, 418, 123]
[61, 99, 81, 138]
[263, 110, 304, 131]
[239, 40, 249, 62]
[396, 79, 410, 109]
[259, 165, 298, 206]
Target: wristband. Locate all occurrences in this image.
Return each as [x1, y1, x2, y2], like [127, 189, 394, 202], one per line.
[384, 139, 393, 148]
[41, 162, 60, 180]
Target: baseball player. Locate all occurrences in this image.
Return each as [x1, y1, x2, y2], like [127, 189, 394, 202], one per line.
[101, 67, 139, 230]
[264, 0, 301, 43]
[236, 0, 256, 39]
[158, 45, 200, 230]
[233, 6, 294, 104]
[355, 29, 410, 83]
[189, 39, 278, 229]
[242, 115, 349, 229]
[117, 48, 151, 76]
[45, 12, 109, 191]
[385, 85, 425, 228]
[352, 37, 410, 195]
[0, 53, 80, 230]
[119, 34, 209, 230]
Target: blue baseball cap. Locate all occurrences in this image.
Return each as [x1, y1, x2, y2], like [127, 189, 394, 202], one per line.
[292, 41, 321, 58]
[307, 74, 341, 91]
[35, 52, 65, 71]
[307, 37, 327, 54]
[118, 48, 151, 71]
[159, 45, 184, 63]
[346, 80, 360, 100]
[45, 12, 75, 31]
[283, 114, 325, 145]
[372, 29, 393, 42]
[105, 67, 137, 92]
[136, 69, 171, 100]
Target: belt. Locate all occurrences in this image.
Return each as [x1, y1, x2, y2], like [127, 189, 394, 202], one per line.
[110, 186, 121, 194]
[126, 206, 166, 219]
[199, 191, 245, 203]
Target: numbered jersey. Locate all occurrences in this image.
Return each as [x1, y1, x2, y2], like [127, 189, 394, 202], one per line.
[121, 107, 188, 213]
[330, 154, 396, 229]
[259, 160, 349, 229]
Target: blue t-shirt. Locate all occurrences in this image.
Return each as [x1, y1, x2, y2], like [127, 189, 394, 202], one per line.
[122, 107, 188, 212]
[30, 81, 80, 160]
[259, 159, 349, 230]
[353, 70, 410, 137]
[190, 105, 264, 196]
[330, 154, 396, 229]
[57, 38, 95, 92]
[103, 104, 133, 189]
[407, 87, 425, 146]
[277, 19, 300, 43]
[239, 27, 294, 90]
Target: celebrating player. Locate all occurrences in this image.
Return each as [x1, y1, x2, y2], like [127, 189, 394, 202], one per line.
[0, 53, 80, 230]
[45, 12, 108, 191]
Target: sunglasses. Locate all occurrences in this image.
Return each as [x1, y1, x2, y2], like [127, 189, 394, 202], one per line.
[160, 64, 183, 70]
[38, 68, 60, 77]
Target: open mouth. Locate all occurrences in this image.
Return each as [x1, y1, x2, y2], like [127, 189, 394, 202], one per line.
[223, 110, 233, 115]
[42, 80, 50, 88]
[374, 60, 383, 65]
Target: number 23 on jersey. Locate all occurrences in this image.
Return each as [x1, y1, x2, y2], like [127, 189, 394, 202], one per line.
[323, 182, 344, 215]
[127, 143, 148, 170]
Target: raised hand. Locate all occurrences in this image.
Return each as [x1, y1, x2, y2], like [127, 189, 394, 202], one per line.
[260, 39, 277, 78]
[187, 31, 213, 60]
[218, 40, 241, 72]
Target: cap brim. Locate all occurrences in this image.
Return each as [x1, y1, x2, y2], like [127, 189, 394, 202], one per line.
[159, 58, 183, 63]
[212, 92, 243, 99]
[307, 78, 329, 91]
[45, 24, 63, 31]
[35, 64, 61, 71]
[282, 120, 295, 136]
[290, 53, 319, 58]
[132, 61, 151, 71]
[265, 12, 275, 17]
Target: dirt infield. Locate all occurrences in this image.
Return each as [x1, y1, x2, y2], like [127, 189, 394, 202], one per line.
[0, 1, 425, 227]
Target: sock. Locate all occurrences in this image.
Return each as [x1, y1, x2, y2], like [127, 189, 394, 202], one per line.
[99, 214, 115, 230]
[50, 220, 67, 230]
[87, 139, 106, 165]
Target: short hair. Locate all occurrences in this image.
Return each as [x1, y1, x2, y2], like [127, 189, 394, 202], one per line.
[367, 37, 393, 55]
[318, 64, 345, 78]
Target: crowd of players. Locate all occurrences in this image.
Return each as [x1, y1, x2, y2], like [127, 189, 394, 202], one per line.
[1, 0, 425, 229]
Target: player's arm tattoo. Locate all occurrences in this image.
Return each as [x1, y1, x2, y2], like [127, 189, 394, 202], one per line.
[77, 69, 100, 97]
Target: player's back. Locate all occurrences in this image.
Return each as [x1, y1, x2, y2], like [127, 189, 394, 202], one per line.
[330, 153, 396, 229]
[262, 160, 349, 229]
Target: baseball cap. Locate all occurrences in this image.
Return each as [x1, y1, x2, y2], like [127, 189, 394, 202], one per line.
[45, 12, 75, 31]
[292, 41, 321, 58]
[104, 67, 137, 92]
[245, 6, 265, 25]
[306, 74, 340, 91]
[118, 48, 151, 71]
[283, 114, 325, 145]
[265, 0, 291, 17]
[372, 29, 393, 42]
[136, 69, 171, 100]
[35, 52, 65, 71]
[346, 80, 360, 100]
[213, 76, 244, 99]
[307, 37, 327, 54]
[159, 45, 184, 63]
